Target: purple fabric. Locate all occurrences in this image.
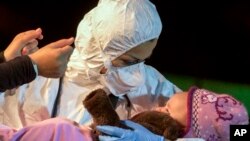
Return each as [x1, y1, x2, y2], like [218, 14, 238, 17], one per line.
[183, 87, 249, 141]
[0, 118, 93, 141]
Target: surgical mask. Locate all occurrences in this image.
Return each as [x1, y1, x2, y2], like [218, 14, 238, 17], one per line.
[98, 62, 146, 96]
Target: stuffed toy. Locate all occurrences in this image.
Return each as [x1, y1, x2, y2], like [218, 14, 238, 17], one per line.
[83, 89, 184, 140]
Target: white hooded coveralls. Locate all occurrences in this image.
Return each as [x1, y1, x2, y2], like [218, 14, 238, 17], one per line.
[0, 0, 181, 129]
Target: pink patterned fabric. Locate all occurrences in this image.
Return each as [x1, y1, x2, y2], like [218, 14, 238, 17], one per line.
[183, 87, 249, 141]
[0, 117, 93, 141]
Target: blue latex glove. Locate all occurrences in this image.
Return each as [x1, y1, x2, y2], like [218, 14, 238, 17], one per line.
[96, 120, 164, 141]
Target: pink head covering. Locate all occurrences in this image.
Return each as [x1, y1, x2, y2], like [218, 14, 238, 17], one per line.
[183, 87, 249, 141]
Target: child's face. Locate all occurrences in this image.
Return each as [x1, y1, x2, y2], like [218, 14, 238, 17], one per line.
[154, 92, 188, 127]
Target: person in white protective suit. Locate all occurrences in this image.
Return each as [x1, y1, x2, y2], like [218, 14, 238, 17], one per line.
[0, 0, 181, 129]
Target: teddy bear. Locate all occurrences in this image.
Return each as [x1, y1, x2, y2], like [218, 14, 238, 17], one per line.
[83, 89, 184, 141]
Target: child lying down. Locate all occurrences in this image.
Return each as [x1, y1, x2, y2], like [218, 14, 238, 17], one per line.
[2, 87, 246, 141]
[83, 89, 185, 141]
[83, 87, 249, 141]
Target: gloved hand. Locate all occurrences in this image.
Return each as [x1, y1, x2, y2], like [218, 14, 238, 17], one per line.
[96, 120, 165, 141]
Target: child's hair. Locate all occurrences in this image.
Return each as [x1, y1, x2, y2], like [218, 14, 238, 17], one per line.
[131, 111, 185, 140]
[83, 89, 184, 140]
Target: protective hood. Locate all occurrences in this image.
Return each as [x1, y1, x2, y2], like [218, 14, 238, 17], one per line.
[65, 0, 162, 85]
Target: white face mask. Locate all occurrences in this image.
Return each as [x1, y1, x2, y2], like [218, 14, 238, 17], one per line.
[98, 62, 146, 96]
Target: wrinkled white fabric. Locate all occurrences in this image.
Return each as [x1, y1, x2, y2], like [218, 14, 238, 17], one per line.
[0, 0, 181, 130]
[0, 65, 180, 128]
[66, 0, 162, 84]
[98, 62, 146, 96]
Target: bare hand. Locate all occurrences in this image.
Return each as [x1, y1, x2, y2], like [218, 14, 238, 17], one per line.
[28, 37, 74, 78]
[4, 28, 43, 61]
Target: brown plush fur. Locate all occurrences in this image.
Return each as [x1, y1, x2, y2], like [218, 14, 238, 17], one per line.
[131, 111, 184, 140]
[83, 89, 130, 134]
[83, 89, 184, 140]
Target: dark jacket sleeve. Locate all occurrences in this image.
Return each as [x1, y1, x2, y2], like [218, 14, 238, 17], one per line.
[0, 51, 6, 63]
[0, 55, 36, 92]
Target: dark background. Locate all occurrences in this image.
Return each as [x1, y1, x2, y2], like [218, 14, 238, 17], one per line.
[1, 0, 250, 84]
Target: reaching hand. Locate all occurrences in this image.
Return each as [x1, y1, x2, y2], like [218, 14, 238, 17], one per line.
[4, 28, 43, 61]
[97, 120, 164, 141]
[28, 37, 74, 78]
